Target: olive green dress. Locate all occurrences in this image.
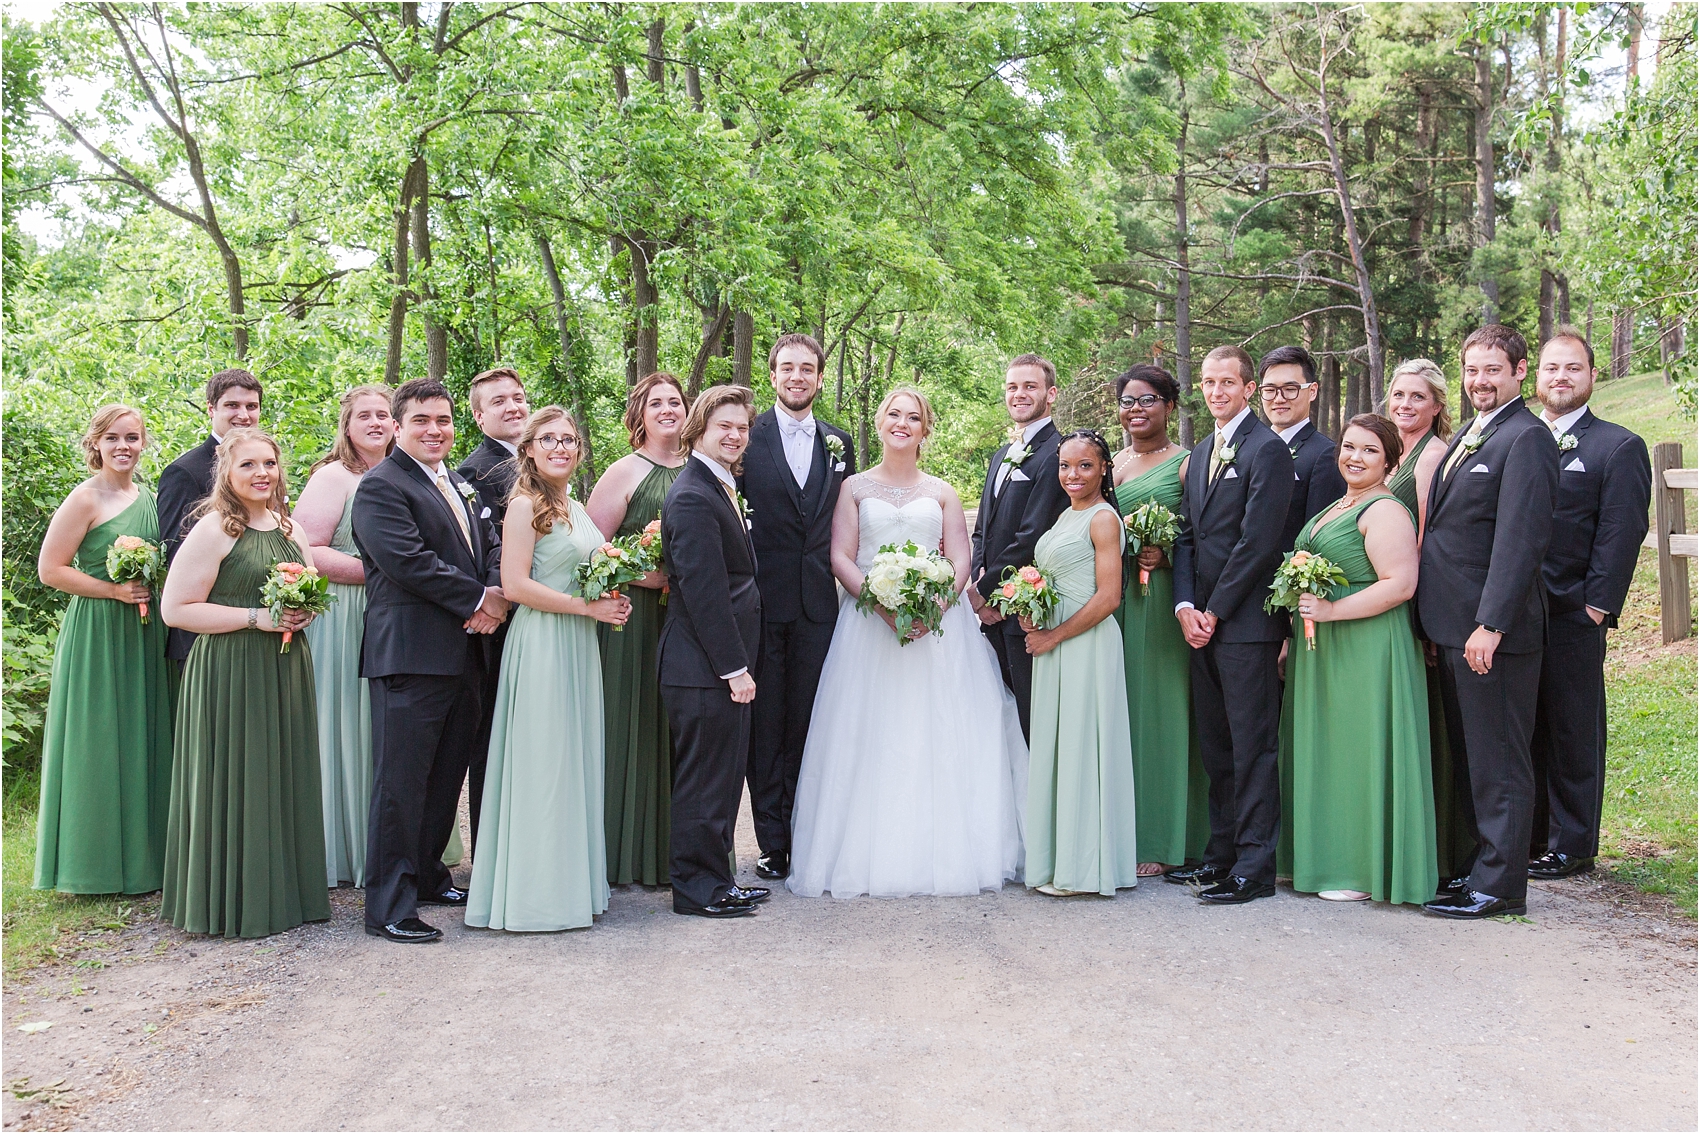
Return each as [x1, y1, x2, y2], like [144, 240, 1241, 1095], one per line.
[1026, 501, 1140, 896]
[33, 489, 176, 894]
[598, 457, 683, 886]
[1115, 453, 1209, 867]
[162, 525, 331, 938]
[1279, 496, 1438, 905]
[468, 501, 609, 931]
[1388, 431, 1473, 879]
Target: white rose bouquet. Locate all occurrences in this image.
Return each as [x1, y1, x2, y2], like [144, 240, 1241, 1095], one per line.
[853, 540, 957, 645]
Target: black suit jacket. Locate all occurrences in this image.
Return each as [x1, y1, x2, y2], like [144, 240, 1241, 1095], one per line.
[1416, 401, 1559, 653]
[659, 456, 763, 687]
[352, 449, 503, 679]
[1541, 408, 1652, 629]
[737, 409, 855, 624]
[456, 436, 518, 532]
[157, 435, 220, 662]
[1279, 421, 1348, 552]
[1172, 411, 1295, 643]
[971, 421, 1072, 601]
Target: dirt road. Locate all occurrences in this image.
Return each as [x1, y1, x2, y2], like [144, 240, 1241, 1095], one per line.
[4, 803, 1694, 1131]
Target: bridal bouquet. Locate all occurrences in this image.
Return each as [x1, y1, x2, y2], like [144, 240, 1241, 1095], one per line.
[986, 564, 1058, 629]
[105, 535, 166, 623]
[260, 560, 336, 653]
[855, 541, 957, 645]
[1264, 549, 1348, 651]
[1122, 501, 1180, 595]
[577, 541, 646, 631]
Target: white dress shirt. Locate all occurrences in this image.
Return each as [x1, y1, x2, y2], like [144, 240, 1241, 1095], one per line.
[1277, 420, 1308, 445]
[690, 450, 748, 681]
[1542, 405, 1588, 439]
[1175, 405, 1255, 615]
[994, 416, 1052, 496]
[777, 410, 816, 488]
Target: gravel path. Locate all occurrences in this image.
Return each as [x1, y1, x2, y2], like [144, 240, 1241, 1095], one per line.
[4, 796, 1694, 1131]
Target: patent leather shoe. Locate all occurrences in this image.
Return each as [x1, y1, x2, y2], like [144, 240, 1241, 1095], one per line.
[1198, 876, 1275, 904]
[365, 917, 443, 943]
[1422, 889, 1526, 919]
[1528, 851, 1595, 879]
[674, 899, 757, 919]
[418, 885, 469, 906]
[1164, 862, 1231, 886]
[755, 852, 790, 880]
[1435, 874, 1470, 897]
[725, 885, 771, 904]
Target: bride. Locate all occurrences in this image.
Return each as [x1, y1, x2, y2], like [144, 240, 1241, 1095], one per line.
[788, 387, 1027, 898]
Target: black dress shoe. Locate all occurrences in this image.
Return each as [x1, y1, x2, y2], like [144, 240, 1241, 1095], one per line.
[1422, 889, 1527, 919]
[755, 852, 790, 880]
[1435, 874, 1470, 897]
[1165, 862, 1231, 886]
[725, 885, 771, 903]
[418, 886, 469, 906]
[1198, 876, 1276, 904]
[365, 917, 443, 943]
[1528, 851, 1595, 879]
[673, 900, 757, 919]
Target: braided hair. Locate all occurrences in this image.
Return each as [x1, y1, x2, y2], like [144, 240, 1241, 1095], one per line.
[1059, 429, 1116, 504]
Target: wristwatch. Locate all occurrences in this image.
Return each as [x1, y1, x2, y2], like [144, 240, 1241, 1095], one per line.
[1481, 624, 1503, 635]
[248, 608, 259, 630]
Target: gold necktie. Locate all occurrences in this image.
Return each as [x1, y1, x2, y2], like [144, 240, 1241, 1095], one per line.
[436, 474, 472, 548]
[1208, 431, 1227, 483]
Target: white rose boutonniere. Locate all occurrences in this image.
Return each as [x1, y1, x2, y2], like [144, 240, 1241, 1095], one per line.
[1002, 427, 1033, 469]
[824, 434, 847, 472]
[735, 491, 754, 531]
[1217, 442, 1238, 467]
[456, 481, 478, 502]
[1557, 433, 1578, 453]
[1461, 429, 1490, 456]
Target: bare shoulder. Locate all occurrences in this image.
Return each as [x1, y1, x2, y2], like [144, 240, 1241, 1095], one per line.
[1362, 495, 1415, 532]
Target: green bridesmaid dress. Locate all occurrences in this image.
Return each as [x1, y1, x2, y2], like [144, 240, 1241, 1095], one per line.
[162, 524, 331, 938]
[33, 488, 176, 894]
[1026, 501, 1141, 896]
[467, 500, 610, 931]
[1279, 495, 1439, 905]
[598, 457, 682, 886]
[1115, 453, 1209, 868]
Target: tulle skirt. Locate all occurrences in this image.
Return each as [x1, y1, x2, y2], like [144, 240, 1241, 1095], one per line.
[788, 595, 1027, 898]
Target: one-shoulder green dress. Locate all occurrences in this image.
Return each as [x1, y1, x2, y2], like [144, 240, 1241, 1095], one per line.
[1278, 495, 1438, 905]
[34, 488, 176, 894]
[468, 501, 610, 931]
[598, 457, 683, 886]
[1115, 452, 1209, 867]
[162, 525, 331, 938]
[1026, 501, 1140, 896]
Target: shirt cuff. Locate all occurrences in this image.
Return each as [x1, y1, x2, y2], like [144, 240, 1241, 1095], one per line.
[719, 667, 748, 681]
[1174, 601, 1195, 614]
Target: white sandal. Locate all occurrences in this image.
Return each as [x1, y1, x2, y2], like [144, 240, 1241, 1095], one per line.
[1318, 889, 1371, 902]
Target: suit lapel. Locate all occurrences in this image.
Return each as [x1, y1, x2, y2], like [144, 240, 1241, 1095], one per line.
[804, 428, 835, 523]
[1202, 415, 1252, 509]
[984, 442, 1012, 528]
[760, 414, 808, 514]
[392, 451, 473, 560]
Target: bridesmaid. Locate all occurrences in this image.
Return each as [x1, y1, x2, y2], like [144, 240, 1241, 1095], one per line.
[467, 407, 630, 932]
[160, 429, 330, 938]
[33, 405, 175, 894]
[1110, 365, 1209, 878]
[294, 385, 393, 887]
[584, 371, 689, 887]
[1282, 415, 1438, 906]
[1021, 431, 1139, 897]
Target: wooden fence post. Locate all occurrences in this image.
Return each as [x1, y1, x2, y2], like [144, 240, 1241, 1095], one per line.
[1653, 442, 1693, 644]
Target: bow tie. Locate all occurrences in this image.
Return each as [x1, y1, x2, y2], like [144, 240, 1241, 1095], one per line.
[780, 416, 816, 440]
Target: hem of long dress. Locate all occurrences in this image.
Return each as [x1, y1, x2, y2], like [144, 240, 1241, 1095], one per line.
[34, 880, 162, 896]
[1290, 880, 1435, 908]
[463, 916, 598, 932]
[169, 914, 329, 940]
[788, 876, 1017, 900]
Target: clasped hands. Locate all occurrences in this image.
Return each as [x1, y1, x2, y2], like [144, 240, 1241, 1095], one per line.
[464, 587, 511, 635]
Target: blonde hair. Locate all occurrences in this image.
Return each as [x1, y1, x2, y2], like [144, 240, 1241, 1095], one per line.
[80, 404, 147, 471]
[1388, 358, 1453, 441]
[312, 384, 394, 474]
[510, 406, 579, 537]
[680, 384, 754, 473]
[875, 386, 934, 448]
[625, 371, 690, 450]
[194, 428, 295, 540]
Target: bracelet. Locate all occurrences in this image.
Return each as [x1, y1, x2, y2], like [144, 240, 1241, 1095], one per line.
[247, 608, 259, 630]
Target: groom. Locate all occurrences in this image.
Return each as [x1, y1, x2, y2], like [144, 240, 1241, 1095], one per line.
[660, 384, 770, 919]
[740, 333, 857, 881]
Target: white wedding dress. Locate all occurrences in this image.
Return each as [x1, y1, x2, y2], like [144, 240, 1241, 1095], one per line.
[787, 475, 1027, 898]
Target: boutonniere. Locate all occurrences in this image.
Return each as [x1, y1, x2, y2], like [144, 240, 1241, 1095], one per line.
[824, 433, 847, 472]
[1287, 444, 1300, 460]
[1557, 433, 1578, 453]
[735, 491, 753, 530]
[456, 481, 478, 502]
[1217, 442, 1238, 466]
[1460, 427, 1493, 456]
[1002, 428, 1033, 469]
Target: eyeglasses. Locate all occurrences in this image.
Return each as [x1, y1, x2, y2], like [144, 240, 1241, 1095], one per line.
[1118, 394, 1162, 410]
[534, 434, 580, 451]
[1260, 383, 1316, 402]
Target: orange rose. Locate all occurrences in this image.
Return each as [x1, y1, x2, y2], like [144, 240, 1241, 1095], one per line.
[1001, 582, 1017, 598]
[1291, 551, 1312, 566]
[1018, 566, 1043, 584]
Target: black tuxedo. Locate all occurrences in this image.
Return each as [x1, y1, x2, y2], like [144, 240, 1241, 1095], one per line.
[1171, 410, 1294, 884]
[1530, 409, 1651, 859]
[1279, 421, 1348, 552]
[157, 435, 219, 662]
[455, 435, 520, 851]
[659, 455, 763, 910]
[1416, 400, 1558, 900]
[970, 420, 1071, 739]
[737, 409, 855, 857]
[352, 449, 503, 929]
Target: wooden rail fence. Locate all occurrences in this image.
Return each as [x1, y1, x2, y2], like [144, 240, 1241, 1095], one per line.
[1652, 442, 1696, 644]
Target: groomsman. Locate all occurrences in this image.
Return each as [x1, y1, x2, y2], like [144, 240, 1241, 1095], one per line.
[1170, 345, 1294, 904]
[1418, 325, 1558, 919]
[354, 378, 508, 943]
[660, 384, 769, 919]
[969, 353, 1071, 740]
[157, 368, 262, 663]
[740, 334, 857, 881]
[1528, 328, 1651, 879]
[1257, 345, 1346, 552]
[455, 366, 530, 854]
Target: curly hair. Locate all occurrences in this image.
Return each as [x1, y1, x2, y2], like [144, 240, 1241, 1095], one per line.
[510, 406, 579, 537]
[1059, 429, 1116, 504]
[193, 428, 295, 540]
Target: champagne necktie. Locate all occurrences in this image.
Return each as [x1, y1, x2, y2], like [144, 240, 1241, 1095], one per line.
[436, 473, 472, 547]
[1442, 421, 1484, 480]
[1207, 431, 1226, 483]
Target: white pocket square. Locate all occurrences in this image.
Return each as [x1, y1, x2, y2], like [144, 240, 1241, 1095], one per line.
[1565, 458, 1586, 472]
[480, 506, 492, 519]
[1223, 467, 1239, 479]
[834, 461, 846, 473]
[1469, 463, 1491, 473]
[1010, 469, 1031, 482]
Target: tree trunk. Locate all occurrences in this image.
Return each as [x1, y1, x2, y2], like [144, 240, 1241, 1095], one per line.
[1628, 4, 1644, 83]
[384, 159, 422, 385]
[687, 302, 731, 397]
[1174, 103, 1195, 448]
[1662, 319, 1685, 386]
[1409, 85, 1435, 246]
[535, 231, 595, 482]
[858, 335, 874, 468]
[1612, 310, 1633, 381]
[1537, 9, 1567, 346]
[732, 310, 754, 385]
[1474, 41, 1499, 323]
[1321, 341, 1341, 441]
[1315, 74, 1385, 407]
[408, 155, 447, 381]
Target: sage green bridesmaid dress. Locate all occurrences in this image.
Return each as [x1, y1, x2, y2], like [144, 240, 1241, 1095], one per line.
[598, 457, 683, 886]
[1026, 501, 1140, 896]
[162, 525, 331, 938]
[34, 488, 176, 894]
[467, 500, 609, 931]
[1114, 453, 1209, 867]
[1279, 495, 1439, 905]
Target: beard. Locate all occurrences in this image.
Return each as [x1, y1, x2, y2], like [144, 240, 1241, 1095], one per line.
[776, 387, 818, 413]
[1542, 386, 1589, 414]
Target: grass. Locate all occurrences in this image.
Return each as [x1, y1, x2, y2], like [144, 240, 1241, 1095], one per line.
[1587, 369, 1697, 454]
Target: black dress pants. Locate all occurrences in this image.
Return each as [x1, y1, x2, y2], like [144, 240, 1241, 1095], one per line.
[1191, 638, 1283, 884]
[365, 662, 484, 928]
[747, 615, 835, 856]
[1529, 619, 1609, 858]
[466, 624, 507, 855]
[984, 616, 1035, 743]
[665, 684, 751, 910]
